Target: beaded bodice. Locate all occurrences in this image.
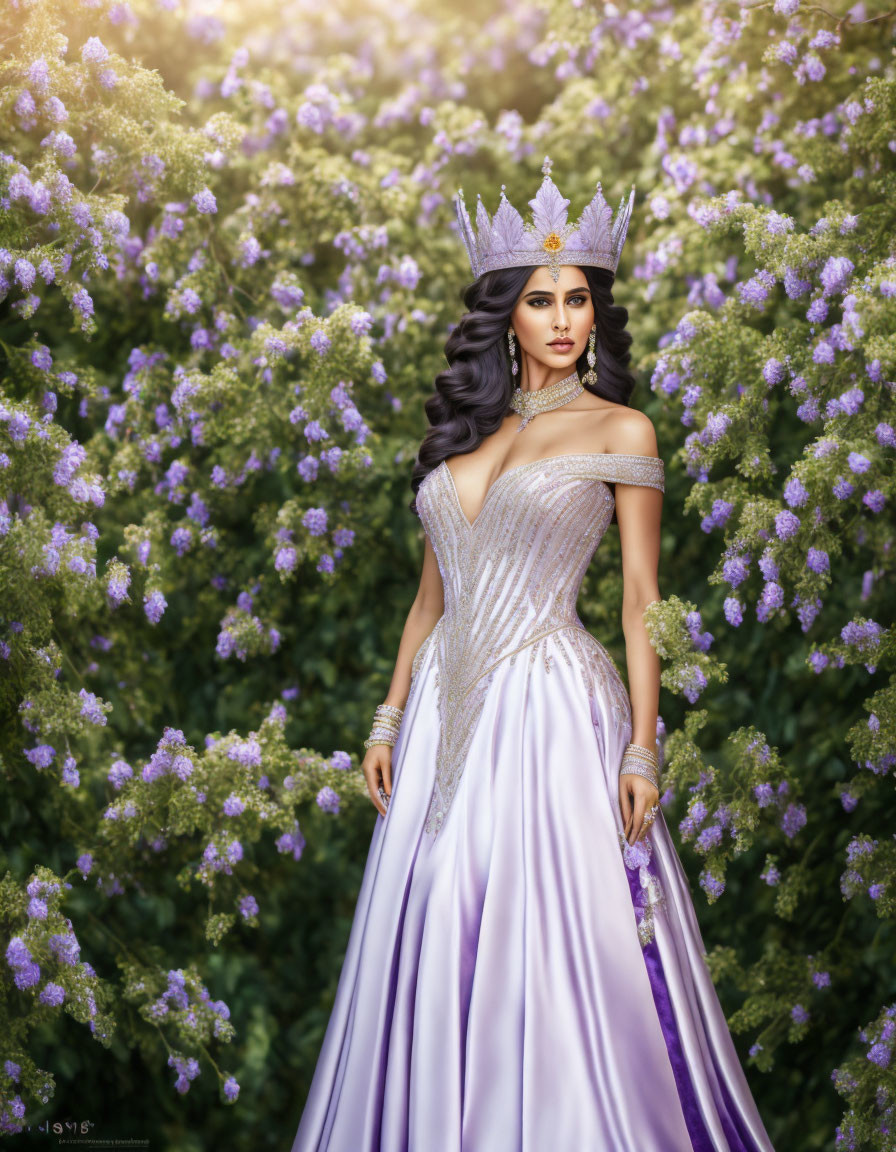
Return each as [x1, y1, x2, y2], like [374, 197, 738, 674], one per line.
[413, 451, 665, 838]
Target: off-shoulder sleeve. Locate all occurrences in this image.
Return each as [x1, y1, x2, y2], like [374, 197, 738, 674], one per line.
[595, 453, 664, 492]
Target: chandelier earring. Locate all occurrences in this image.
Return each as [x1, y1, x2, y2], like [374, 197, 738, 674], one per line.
[507, 328, 519, 376]
[582, 324, 598, 387]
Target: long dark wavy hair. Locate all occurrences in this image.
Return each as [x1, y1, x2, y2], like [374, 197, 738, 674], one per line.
[409, 264, 636, 522]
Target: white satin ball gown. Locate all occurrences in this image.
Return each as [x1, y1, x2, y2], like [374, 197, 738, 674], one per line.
[289, 451, 776, 1152]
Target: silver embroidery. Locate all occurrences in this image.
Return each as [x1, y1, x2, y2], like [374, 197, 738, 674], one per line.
[415, 452, 664, 838]
[411, 616, 444, 682]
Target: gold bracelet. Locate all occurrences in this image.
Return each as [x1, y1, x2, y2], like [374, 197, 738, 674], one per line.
[625, 741, 658, 762]
[365, 702, 405, 750]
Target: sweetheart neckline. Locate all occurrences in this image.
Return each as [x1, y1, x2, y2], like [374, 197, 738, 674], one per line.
[437, 451, 662, 531]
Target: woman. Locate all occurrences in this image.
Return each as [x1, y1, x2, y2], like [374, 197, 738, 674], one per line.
[289, 160, 776, 1151]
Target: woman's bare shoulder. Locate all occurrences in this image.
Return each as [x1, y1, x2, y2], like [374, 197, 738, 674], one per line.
[595, 406, 660, 457]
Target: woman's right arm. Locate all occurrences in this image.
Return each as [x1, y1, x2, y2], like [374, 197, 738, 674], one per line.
[362, 530, 444, 815]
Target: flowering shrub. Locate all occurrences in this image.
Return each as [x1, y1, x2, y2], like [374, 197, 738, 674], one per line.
[1, 0, 893, 1145]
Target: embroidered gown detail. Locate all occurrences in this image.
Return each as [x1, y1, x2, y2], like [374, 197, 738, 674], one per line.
[289, 452, 776, 1152]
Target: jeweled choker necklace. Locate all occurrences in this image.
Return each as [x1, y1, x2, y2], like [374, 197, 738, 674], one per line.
[509, 370, 584, 432]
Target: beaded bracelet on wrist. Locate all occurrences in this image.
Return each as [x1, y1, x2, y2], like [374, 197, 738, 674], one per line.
[625, 743, 658, 763]
[623, 742, 658, 759]
[364, 703, 404, 750]
[620, 746, 659, 766]
[620, 743, 658, 765]
[620, 741, 660, 788]
[364, 730, 401, 748]
[619, 760, 660, 787]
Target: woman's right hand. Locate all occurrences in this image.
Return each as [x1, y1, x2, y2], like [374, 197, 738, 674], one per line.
[362, 744, 393, 816]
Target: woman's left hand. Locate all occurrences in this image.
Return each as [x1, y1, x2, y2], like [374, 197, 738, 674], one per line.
[619, 773, 660, 846]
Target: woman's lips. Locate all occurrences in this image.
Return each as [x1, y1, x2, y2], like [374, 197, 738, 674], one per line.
[548, 341, 574, 350]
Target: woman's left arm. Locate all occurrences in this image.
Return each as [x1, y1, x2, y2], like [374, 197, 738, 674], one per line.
[606, 410, 664, 845]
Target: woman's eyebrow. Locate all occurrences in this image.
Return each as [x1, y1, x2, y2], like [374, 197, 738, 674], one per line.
[522, 286, 591, 298]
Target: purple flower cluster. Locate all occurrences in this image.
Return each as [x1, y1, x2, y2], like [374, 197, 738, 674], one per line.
[141, 727, 193, 783]
[671, 662, 708, 703]
[316, 785, 340, 813]
[238, 894, 258, 920]
[699, 870, 725, 899]
[227, 736, 262, 768]
[862, 1008, 896, 1072]
[700, 497, 733, 533]
[760, 860, 780, 886]
[6, 937, 40, 991]
[780, 802, 807, 839]
[200, 836, 244, 879]
[275, 820, 306, 861]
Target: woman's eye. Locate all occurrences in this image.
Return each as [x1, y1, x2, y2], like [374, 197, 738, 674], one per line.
[528, 296, 587, 307]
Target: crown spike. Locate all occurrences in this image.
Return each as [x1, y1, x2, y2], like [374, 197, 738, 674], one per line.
[453, 188, 481, 278]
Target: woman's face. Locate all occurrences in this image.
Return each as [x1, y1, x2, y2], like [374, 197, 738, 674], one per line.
[509, 264, 595, 376]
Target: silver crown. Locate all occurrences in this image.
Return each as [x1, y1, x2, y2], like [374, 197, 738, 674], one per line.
[454, 156, 636, 283]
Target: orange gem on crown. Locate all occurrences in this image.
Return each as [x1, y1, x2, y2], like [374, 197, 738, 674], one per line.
[542, 232, 564, 253]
